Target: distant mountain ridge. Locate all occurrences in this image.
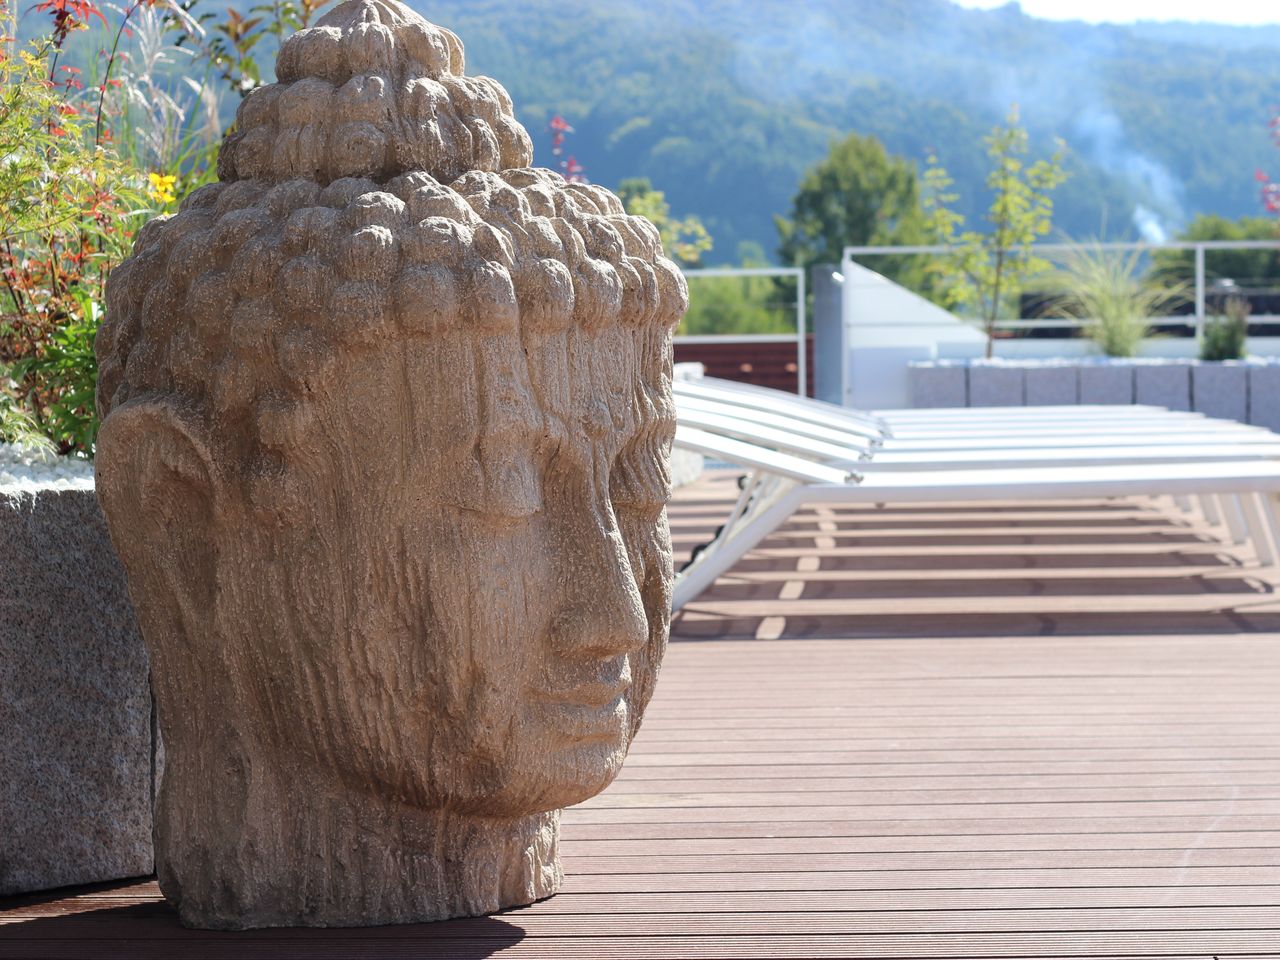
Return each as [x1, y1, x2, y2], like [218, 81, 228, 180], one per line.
[399, 0, 1280, 264]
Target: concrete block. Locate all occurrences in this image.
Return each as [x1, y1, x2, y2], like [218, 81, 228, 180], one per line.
[670, 447, 705, 488]
[673, 361, 704, 382]
[0, 488, 153, 896]
[1078, 364, 1133, 405]
[1134, 362, 1192, 411]
[909, 363, 967, 408]
[1249, 364, 1280, 432]
[1024, 365, 1079, 406]
[968, 365, 1024, 407]
[1191, 363, 1248, 423]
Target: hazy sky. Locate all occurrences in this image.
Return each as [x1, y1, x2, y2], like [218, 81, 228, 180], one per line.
[952, 0, 1279, 25]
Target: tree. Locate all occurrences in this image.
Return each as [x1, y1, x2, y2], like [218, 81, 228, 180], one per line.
[774, 132, 931, 289]
[678, 241, 798, 336]
[618, 177, 712, 266]
[924, 107, 1067, 358]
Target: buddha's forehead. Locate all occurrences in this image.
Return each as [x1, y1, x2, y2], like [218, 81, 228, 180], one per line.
[381, 320, 668, 462]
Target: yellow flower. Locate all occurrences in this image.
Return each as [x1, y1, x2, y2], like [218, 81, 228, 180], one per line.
[147, 172, 177, 205]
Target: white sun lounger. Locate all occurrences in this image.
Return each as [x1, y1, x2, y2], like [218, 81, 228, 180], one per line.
[678, 404, 1280, 472]
[674, 377, 1218, 439]
[676, 396, 1278, 543]
[673, 378, 1239, 445]
[674, 377, 1280, 563]
[671, 426, 1280, 609]
[675, 392, 1274, 457]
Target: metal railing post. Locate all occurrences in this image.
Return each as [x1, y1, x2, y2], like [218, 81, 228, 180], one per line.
[1194, 244, 1206, 344]
[796, 268, 807, 397]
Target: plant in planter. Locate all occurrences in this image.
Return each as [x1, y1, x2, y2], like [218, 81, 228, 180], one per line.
[1044, 243, 1184, 358]
[1200, 295, 1250, 362]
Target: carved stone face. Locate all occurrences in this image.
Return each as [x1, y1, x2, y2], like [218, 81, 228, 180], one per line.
[92, 0, 684, 928]
[217, 316, 674, 818]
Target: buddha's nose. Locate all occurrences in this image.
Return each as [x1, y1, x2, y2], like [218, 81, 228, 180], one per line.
[551, 517, 649, 661]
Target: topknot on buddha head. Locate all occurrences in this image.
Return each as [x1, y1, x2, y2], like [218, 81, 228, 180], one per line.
[218, 0, 533, 185]
[95, 0, 689, 459]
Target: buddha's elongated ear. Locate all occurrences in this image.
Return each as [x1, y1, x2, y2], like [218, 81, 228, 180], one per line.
[95, 399, 218, 659]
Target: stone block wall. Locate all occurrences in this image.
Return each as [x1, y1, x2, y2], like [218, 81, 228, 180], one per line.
[907, 363, 969, 408]
[908, 359, 1280, 427]
[1024, 365, 1078, 405]
[0, 488, 153, 895]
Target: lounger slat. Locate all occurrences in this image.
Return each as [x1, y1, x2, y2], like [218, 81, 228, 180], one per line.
[673, 427, 850, 485]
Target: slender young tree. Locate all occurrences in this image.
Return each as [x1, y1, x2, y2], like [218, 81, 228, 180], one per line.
[924, 107, 1067, 357]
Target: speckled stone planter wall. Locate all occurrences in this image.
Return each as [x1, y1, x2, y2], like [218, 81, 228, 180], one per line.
[0, 488, 152, 896]
[908, 363, 968, 408]
[968, 366, 1024, 407]
[910, 359, 1279, 426]
[1078, 365, 1134, 405]
[1192, 363, 1248, 423]
[1024, 366, 1078, 406]
[1134, 361, 1192, 411]
[1249, 365, 1280, 432]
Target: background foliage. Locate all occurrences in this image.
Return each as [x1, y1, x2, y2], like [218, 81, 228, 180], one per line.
[411, 0, 1280, 264]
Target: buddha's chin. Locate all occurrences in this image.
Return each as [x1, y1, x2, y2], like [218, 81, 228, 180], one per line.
[479, 697, 632, 813]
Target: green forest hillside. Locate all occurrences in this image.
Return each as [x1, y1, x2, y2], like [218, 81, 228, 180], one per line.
[410, 0, 1280, 263]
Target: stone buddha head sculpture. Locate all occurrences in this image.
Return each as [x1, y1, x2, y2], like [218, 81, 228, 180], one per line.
[94, 0, 685, 930]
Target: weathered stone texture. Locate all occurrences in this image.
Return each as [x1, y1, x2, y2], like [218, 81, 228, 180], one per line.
[1078, 364, 1133, 405]
[93, 0, 683, 930]
[0, 489, 152, 896]
[1134, 361, 1192, 411]
[1249, 363, 1280, 432]
[909, 363, 967, 408]
[968, 365, 1024, 407]
[1192, 362, 1248, 423]
[1024, 365, 1078, 406]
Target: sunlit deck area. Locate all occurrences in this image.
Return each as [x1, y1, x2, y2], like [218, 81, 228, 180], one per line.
[4, 468, 1280, 958]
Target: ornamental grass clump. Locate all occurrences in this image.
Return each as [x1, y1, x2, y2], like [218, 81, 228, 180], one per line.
[1200, 295, 1250, 362]
[1046, 243, 1185, 358]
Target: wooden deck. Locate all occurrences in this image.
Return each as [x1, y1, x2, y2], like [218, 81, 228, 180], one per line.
[5, 469, 1280, 958]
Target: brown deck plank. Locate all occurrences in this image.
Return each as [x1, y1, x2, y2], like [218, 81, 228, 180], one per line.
[5, 472, 1280, 957]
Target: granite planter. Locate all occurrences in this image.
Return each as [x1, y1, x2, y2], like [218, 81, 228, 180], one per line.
[968, 365, 1024, 407]
[1192, 362, 1248, 423]
[1249, 364, 1280, 433]
[1134, 361, 1192, 411]
[1024, 365, 1079, 406]
[909, 362, 967, 408]
[905, 358, 1277, 425]
[0, 485, 153, 895]
[1078, 364, 1134, 405]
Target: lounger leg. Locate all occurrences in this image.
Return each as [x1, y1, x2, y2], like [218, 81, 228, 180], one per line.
[1238, 493, 1276, 567]
[1172, 494, 1194, 513]
[1220, 494, 1250, 545]
[720, 472, 764, 543]
[1198, 494, 1222, 527]
[1260, 493, 1280, 571]
[672, 485, 803, 610]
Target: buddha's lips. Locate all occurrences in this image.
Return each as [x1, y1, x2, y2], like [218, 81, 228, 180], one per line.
[536, 653, 633, 709]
